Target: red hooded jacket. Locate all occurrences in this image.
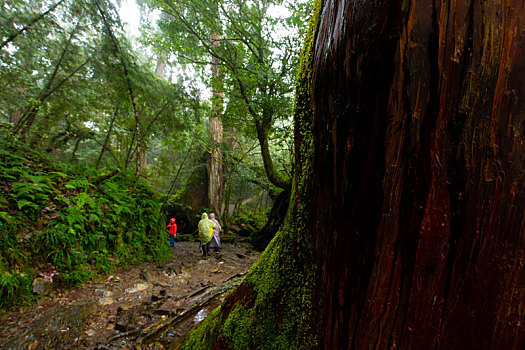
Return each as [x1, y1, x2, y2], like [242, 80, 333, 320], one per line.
[167, 218, 177, 235]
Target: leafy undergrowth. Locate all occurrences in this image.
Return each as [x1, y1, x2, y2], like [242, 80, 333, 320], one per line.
[0, 139, 171, 309]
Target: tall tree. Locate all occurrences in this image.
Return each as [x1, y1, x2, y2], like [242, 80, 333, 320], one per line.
[180, 0, 525, 348]
[208, 4, 224, 215]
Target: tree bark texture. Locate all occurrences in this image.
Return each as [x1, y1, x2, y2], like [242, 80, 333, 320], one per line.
[208, 112, 223, 214]
[180, 0, 525, 349]
[311, 0, 525, 348]
[154, 13, 170, 78]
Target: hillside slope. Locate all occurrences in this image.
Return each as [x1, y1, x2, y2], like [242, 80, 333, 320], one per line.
[0, 138, 171, 309]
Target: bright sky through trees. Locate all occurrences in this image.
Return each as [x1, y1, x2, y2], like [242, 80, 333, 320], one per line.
[119, 0, 141, 38]
[119, 0, 293, 39]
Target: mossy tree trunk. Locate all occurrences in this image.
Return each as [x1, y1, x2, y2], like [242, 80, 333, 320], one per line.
[180, 0, 525, 349]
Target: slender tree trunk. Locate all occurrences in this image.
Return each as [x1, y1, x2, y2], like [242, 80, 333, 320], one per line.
[97, 2, 141, 177]
[155, 56, 167, 77]
[222, 182, 231, 226]
[70, 138, 81, 161]
[96, 106, 118, 169]
[14, 22, 81, 139]
[154, 12, 170, 77]
[135, 121, 144, 177]
[254, 114, 291, 190]
[181, 0, 525, 349]
[208, 29, 224, 215]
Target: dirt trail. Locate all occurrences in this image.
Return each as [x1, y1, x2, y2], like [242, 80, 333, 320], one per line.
[0, 242, 260, 349]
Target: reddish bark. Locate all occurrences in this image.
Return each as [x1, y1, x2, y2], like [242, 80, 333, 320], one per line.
[311, 0, 525, 348]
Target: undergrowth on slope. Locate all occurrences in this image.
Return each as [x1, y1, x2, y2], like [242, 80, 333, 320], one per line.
[0, 138, 171, 309]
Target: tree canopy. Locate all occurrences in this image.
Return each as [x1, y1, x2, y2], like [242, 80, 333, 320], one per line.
[141, 0, 311, 190]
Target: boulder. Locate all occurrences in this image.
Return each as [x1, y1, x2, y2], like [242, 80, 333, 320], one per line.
[32, 277, 53, 296]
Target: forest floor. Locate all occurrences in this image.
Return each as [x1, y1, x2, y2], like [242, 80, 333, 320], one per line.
[0, 242, 260, 349]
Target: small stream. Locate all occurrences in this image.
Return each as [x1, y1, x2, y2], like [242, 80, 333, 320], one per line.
[155, 296, 224, 347]
[193, 308, 208, 322]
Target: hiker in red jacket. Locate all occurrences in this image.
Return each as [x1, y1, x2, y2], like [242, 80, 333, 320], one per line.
[167, 218, 177, 247]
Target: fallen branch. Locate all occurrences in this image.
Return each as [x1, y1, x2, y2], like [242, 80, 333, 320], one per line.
[88, 168, 120, 184]
[107, 328, 140, 343]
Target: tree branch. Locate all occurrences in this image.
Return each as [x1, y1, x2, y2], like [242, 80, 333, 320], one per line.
[0, 0, 66, 51]
[95, 1, 140, 174]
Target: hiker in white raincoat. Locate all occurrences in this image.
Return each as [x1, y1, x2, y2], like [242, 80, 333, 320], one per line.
[198, 213, 216, 256]
[208, 213, 222, 253]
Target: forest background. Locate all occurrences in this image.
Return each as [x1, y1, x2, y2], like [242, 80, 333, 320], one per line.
[0, 0, 310, 308]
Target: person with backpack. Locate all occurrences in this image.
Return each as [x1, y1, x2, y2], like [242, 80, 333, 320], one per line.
[198, 213, 216, 256]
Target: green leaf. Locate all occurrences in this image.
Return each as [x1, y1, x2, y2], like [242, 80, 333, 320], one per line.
[0, 212, 12, 222]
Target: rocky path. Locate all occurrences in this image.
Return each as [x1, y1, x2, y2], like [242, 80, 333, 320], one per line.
[0, 242, 260, 349]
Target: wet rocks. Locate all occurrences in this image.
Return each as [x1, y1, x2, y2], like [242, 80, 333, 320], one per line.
[1, 302, 96, 349]
[98, 297, 114, 306]
[0, 243, 260, 349]
[164, 262, 183, 276]
[125, 283, 150, 293]
[32, 277, 53, 296]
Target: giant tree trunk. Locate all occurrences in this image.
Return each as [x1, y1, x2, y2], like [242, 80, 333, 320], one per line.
[180, 0, 525, 349]
[311, 0, 525, 348]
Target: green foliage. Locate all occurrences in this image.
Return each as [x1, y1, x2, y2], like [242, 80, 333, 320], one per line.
[0, 271, 33, 309]
[1, 0, 209, 199]
[0, 137, 171, 308]
[230, 210, 267, 238]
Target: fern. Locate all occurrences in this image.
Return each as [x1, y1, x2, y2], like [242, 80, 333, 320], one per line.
[16, 199, 40, 211]
[0, 212, 12, 222]
[0, 271, 33, 308]
[49, 171, 69, 178]
[0, 139, 171, 309]
[64, 179, 92, 190]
